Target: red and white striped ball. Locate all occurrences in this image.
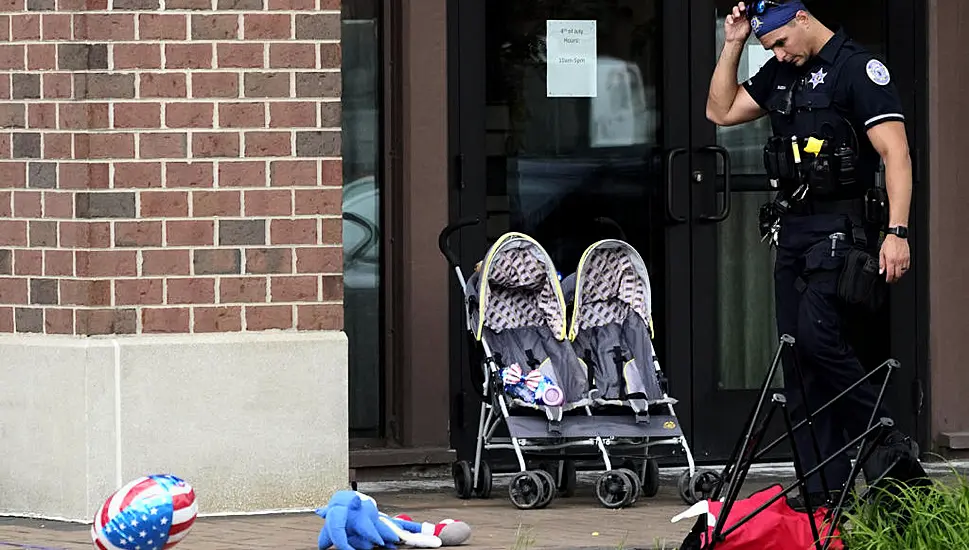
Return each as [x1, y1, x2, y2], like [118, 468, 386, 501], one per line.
[91, 474, 198, 550]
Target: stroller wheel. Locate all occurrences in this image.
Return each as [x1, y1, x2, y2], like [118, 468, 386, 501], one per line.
[452, 460, 474, 500]
[532, 469, 557, 509]
[473, 460, 493, 499]
[687, 470, 722, 504]
[507, 471, 546, 510]
[678, 469, 697, 505]
[617, 468, 642, 505]
[642, 459, 661, 498]
[594, 470, 635, 509]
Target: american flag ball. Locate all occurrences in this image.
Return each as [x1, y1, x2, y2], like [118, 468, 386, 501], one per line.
[91, 474, 198, 550]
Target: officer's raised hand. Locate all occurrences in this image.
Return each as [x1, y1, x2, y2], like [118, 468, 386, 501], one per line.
[724, 2, 752, 43]
[880, 233, 910, 284]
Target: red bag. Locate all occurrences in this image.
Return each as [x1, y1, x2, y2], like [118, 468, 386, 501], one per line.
[675, 484, 844, 550]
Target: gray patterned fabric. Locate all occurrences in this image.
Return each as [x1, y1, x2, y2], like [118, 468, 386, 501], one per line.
[568, 240, 667, 406]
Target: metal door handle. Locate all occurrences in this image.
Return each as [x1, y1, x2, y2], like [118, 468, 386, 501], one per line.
[666, 147, 687, 223]
[698, 145, 732, 223]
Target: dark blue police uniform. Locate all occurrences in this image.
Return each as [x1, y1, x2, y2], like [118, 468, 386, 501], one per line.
[742, 28, 906, 498]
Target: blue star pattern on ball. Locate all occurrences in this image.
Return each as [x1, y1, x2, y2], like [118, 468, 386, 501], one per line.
[102, 492, 174, 550]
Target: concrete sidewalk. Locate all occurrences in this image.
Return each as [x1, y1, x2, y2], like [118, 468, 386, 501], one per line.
[2, 461, 965, 549]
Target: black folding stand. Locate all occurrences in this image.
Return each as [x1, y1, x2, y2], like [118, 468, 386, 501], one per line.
[699, 334, 901, 550]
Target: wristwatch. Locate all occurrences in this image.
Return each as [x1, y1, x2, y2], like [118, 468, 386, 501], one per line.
[887, 226, 909, 239]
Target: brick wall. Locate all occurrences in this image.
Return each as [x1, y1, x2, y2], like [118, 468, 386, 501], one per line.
[0, 0, 344, 335]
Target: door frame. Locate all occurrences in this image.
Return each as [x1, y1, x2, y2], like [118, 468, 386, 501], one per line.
[445, 0, 930, 465]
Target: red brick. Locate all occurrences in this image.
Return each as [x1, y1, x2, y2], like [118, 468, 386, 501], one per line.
[167, 277, 214, 304]
[166, 103, 213, 128]
[220, 276, 267, 303]
[44, 250, 74, 277]
[0, 306, 11, 332]
[10, 14, 39, 40]
[42, 135, 70, 160]
[44, 192, 72, 218]
[0, 162, 26, 189]
[270, 275, 317, 302]
[321, 217, 341, 245]
[14, 250, 42, 276]
[244, 14, 291, 39]
[113, 162, 162, 189]
[140, 14, 187, 41]
[113, 102, 162, 129]
[166, 43, 213, 69]
[295, 188, 341, 216]
[27, 104, 56, 129]
[43, 14, 72, 40]
[270, 219, 316, 245]
[142, 249, 190, 276]
[60, 221, 111, 248]
[142, 307, 190, 333]
[322, 274, 342, 301]
[0, 191, 9, 216]
[297, 303, 342, 330]
[43, 74, 72, 99]
[219, 161, 265, 187]
[116, 278, 163, 305]
[115, 221, 162, 247]
[245, 304, 292, 331]
[216, 43, 264, 69]
[0, 279, 28, 304]
[0, 75, 8, 101]
[269, 160, 317, 187]
[295, 246, 341, 274]
[77, 308, 137, 335]
[14, 191, 42, 218]
[192, 14, 238, 40]
[74, 133, 136, 159]
[59, 279, 111, 307]
[193, 132, 239, 158]
[0, 45, 25, 71]
[77, 250, 137, 277]
[140, 190, 188, 217]
[321, 159, 342, 186]
[269, 43, 315, 68]
[114, 43, 161, 70]
[245, 248, 291, 274]
[320, 43, 341, 69]
[219, 103, 265, 128]
[166, 220, 214, 246]
[27, 44, 56, 71]
[269, 0, 313, 8]
[165, 161, 213, 187]
[244, 131, 291, 157]
[0, 16, 7, 40]
[244, 189, 291, 216]
[194, 305, 242, 332]
[270, 102, 317, 128]
[73, 13, 135, 40]
[59, 163, 110, 190]
[193, 190, 241, 217]
[139, 73, 187, 98]
[44, 308, 74, 334]
[0, 220, 27, 246]
[142, 132, 187, 159]
[193, 73, 238, 98]
[59, 103, 110, 130]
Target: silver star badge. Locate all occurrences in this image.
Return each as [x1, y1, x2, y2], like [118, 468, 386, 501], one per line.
[808, 68, 827, 89]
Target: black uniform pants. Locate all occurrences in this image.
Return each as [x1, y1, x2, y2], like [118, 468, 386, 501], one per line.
[773, 212, 890, 496]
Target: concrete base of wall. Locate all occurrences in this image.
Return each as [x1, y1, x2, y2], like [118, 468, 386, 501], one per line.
[0, 331, 348, 522]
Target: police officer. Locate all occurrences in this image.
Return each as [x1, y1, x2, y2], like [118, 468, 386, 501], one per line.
[705, 1, 919, 509]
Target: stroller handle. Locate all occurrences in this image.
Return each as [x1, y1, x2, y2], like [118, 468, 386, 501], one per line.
[438, 209, 511, 268]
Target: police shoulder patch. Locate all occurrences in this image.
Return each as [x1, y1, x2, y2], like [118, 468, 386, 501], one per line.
[866, 59, 891, 86]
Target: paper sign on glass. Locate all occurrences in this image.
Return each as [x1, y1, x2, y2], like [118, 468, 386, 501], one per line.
[546, 20, 597, 98]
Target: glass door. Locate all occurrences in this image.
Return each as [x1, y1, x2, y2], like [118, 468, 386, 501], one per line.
[448, 0, 695, 462]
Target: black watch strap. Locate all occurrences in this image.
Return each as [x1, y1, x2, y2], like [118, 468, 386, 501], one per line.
[887, 226, 909, 239]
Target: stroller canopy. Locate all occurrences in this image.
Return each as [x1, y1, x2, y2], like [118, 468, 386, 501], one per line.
[567, 239, 652, 341]
[470, 232, 568, 342]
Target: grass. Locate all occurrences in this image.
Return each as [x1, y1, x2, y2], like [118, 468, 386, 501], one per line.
[840, 463, 969, 550]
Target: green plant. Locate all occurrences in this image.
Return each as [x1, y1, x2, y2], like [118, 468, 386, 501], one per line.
[840, 470, 969, 550]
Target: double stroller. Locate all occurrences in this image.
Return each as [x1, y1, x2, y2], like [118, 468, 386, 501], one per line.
[439, 218, 720, 510]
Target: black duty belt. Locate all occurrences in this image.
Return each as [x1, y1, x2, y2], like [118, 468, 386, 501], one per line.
[787, 197, 865, 217]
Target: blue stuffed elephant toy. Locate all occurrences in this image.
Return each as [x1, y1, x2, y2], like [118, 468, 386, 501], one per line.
[316, 490, 441, 550]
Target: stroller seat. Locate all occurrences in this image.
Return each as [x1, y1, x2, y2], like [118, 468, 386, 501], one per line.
[466, 236, 593, 418]
[564, 239, 676, 417]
